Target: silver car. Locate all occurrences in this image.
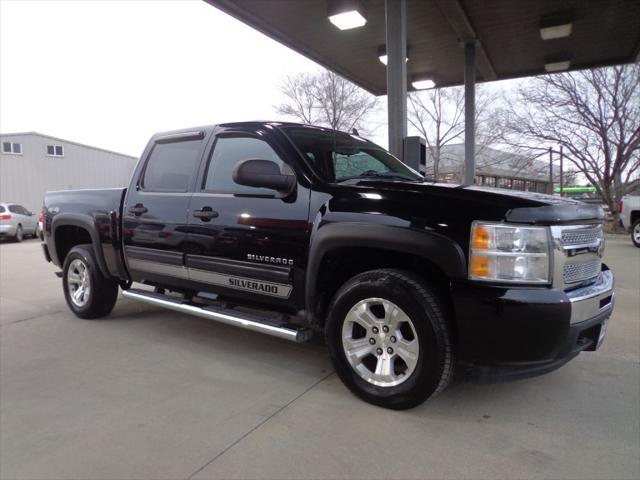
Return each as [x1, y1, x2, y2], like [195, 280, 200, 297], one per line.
[0, 203, 39, 242]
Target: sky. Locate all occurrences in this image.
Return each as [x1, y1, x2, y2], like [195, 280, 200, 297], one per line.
[1, 0, 353, 157]
[0, 0, 525, 161]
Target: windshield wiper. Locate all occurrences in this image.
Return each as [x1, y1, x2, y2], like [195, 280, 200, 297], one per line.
[336, 171, 419, 182]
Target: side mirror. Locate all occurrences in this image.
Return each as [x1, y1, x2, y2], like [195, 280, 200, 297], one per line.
[232, 159, 295, 194]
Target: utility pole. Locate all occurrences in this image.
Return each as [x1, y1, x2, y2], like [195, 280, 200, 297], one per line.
[559, 146, 564, 197]
[548, 147, 553, 194]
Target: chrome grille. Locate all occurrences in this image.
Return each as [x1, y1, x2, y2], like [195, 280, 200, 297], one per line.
[563, 259, 602, 285]
[551, 224, 604, 290]
[561, 226, 603, 248]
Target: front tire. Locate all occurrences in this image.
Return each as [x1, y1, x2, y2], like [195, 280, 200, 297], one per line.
[325, 269, 453, 410]
[631, 219, 640, 248]
[14, 225, 23, 242]
[62, 245, 119, 319]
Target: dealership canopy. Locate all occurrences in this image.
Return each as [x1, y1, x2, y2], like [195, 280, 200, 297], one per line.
[205, 0, 640, 183]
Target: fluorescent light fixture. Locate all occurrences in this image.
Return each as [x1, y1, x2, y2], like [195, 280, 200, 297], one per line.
[412, 76, 436, 90]
[540, 22, 572, 40]
[329, 10, 366, 30]
[377, 47, 409, 66]
[545, 60, 571, 72]
[328, 0, 366, 30]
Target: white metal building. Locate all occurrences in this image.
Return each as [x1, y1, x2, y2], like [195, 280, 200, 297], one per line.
[0, 132, 138, 212]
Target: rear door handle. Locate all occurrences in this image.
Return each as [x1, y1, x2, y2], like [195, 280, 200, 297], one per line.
[128, 204, 148, 215]
[193, 207, 219, 221]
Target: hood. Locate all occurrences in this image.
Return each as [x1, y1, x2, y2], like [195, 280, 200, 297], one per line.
[338, 180, 604, 225]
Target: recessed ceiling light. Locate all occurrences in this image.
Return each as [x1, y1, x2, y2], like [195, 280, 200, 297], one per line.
[545, 59, 571, 72]
[412, 77, 436, 90]
[328, 1, 367, 30]
[540, 22, 572, 40]
[378, 46, 409, 66]
[329, 10, 366, 30]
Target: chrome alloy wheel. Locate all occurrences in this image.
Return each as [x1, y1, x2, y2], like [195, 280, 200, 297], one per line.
[67, 258, 91, 307]
[341, 298, 420, 387]
[634, 223, 640, 244]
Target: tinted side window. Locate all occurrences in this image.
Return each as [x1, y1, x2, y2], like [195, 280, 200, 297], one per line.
[203, 136, 286, 194]
[8, 205, 20, 214]
[142, 140, 202, 192]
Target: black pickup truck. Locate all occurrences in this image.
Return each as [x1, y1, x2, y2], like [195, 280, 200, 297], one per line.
[42, 121, 615, 409]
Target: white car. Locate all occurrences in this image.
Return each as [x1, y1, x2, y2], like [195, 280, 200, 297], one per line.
[619, 194, 640, 247]
[0, 202, 39, 242]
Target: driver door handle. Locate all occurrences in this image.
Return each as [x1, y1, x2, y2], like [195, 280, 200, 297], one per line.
[193, 207, 219, 221]
[128, 204, 148, 215]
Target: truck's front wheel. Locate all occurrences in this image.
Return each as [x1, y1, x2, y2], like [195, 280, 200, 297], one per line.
[62, 245, 119, 319]
[325, 269, 453, 410]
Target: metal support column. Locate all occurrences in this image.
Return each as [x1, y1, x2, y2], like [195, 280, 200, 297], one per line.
[463, 42, 476, 185]
[386, 0, 407, 159]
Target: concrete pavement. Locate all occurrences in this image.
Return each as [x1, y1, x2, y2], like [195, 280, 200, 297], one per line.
[1, 237, 638, 479]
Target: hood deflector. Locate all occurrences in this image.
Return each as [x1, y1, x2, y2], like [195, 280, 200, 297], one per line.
[506, 203, 604, 225]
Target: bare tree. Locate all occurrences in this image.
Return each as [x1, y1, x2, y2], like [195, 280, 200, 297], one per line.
[275, 70, 378, 135]
[408, 86, 501, 179]
[500, 64, 640, 220]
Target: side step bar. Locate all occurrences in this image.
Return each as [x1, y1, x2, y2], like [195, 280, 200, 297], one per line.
[121, 288, 313, 343]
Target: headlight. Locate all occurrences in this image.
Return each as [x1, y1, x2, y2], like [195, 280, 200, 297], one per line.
[469, 222, 550, 284]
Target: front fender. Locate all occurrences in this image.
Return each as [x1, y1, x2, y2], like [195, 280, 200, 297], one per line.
[305, 222, 467, 317]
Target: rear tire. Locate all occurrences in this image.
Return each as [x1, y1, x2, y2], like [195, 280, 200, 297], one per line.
[62, 245, 119, 319]
[631, 219, 640, 248]
[325, 269, 453, 410]
[14, 225, 23, 242]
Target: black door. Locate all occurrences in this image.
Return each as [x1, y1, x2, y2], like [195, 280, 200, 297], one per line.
[185, 128, 311, 311]
[123, 131, 207, 290]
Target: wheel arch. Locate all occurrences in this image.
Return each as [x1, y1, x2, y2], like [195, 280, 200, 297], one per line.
[51, 214, 111, 279]
[305, 223, 466, 327]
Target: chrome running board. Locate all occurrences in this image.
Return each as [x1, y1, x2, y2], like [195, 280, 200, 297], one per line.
[121, 288, 313, 343]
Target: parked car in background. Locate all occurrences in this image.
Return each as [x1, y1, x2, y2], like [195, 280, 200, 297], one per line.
[0, 203, 39, 242]
[619, 195, 640, 247]
[37, 210, 45, 240]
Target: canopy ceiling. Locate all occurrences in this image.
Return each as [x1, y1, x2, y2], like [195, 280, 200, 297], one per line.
[205, 0, 640, 95]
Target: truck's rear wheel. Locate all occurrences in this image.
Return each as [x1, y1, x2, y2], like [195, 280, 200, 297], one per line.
[62, 245, 119, 319]
[632, 219, 640, 248]
[325, 269, 453, 410]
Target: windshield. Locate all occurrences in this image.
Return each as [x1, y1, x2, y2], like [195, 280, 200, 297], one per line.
[281, 126, 422, 183]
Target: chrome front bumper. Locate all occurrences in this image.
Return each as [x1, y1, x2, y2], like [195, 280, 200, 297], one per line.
[567, 268, 615, 324]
